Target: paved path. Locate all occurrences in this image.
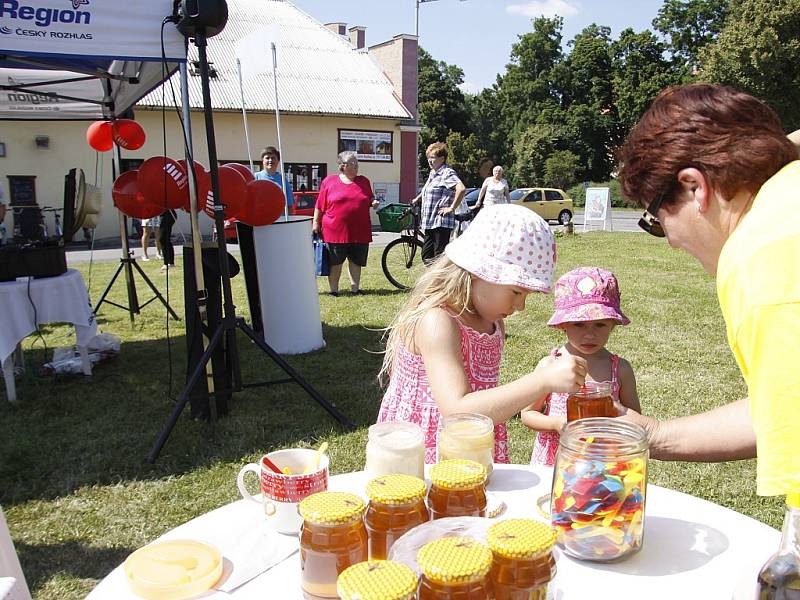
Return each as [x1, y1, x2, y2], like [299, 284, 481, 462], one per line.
[63, 210, 641, 265]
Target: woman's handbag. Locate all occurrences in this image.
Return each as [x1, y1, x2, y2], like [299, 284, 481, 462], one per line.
[313, 233, 329, 276]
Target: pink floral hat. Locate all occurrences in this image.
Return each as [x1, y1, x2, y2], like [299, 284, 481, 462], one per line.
[547, 267, 630, 327]
[445, 204, 556, 292]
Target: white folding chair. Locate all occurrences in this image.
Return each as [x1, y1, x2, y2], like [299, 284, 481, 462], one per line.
[0, 508, 31, 600]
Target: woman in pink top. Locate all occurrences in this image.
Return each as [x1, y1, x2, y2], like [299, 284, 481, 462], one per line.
[377, 204, 588, 464]
[313, 151, 379, 296]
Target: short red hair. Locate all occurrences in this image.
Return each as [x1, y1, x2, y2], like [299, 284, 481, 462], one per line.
[617, 84, 796, 208]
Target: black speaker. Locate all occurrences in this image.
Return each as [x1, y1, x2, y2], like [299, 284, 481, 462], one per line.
[175, 0, 228, 38]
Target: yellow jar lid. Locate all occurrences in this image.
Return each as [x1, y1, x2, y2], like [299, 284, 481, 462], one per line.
[417, 536, 492, 584]
[366, 474, 427, 505]
[787, 492, 800, 509]
[487, 519, 557, 559]
[337, 560, 419, 600]
[124, 539, 222, 600]
[299, 491, 365, 525]
[430, 459, 487, 490]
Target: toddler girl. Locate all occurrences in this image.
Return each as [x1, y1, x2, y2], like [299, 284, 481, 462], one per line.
[523, 267, 641, 466]
[377, 204, 587, 464]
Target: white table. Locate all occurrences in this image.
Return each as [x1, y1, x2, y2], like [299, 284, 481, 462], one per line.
[0, 269, 96, 403]
[87, 464, 779, 599]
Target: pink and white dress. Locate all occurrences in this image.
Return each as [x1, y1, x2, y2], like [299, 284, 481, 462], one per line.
[530, 351, 622, 466]
[377, 313, 510, 465]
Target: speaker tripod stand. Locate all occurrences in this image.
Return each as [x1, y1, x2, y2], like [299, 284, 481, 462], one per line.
[93, 214, 180, 322]
[147, 15, 353, 463]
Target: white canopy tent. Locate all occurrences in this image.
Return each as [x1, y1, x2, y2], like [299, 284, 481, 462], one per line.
[0, 0, 185, 120]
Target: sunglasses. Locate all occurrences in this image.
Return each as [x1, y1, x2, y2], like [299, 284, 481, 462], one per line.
[638, 193, 666, 237]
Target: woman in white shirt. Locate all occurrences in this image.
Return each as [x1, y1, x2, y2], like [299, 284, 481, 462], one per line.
[476, 166, 510, 209]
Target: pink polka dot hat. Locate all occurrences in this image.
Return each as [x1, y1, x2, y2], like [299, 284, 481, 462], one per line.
[445, 204, 556, 292]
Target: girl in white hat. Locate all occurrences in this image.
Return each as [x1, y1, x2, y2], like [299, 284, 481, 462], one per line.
[377, 204, 587, 464]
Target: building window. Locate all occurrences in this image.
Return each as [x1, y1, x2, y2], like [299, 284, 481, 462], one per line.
[338, 129, 393, 162]
[284, 163, 326, 192]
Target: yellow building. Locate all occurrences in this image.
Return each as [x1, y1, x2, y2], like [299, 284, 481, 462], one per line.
[0, 0, 418, 241]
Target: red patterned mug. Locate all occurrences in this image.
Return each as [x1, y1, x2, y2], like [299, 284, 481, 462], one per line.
[237, 448, 329, 534]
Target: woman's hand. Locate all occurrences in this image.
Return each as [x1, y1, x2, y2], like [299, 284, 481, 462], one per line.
[534, 353, 586, 393]
[371, 199, 380, 208]
[312, 221, 320, 234]
[439, 206, 454, 215]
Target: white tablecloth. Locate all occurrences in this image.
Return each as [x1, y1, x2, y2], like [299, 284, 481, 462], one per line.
[0, 269, 96, 364]
[86, 464, 779, 599]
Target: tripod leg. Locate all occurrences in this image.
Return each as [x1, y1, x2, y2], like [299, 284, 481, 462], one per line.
[132, 260, 181, 320]
[147, 323, 226, 463]
[94, 261, 124, 314]
[236, 318, 355, 430]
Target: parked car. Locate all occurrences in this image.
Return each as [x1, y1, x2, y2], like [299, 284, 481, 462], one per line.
[221, 190, 320, 242]
[509, 188, 573, 224]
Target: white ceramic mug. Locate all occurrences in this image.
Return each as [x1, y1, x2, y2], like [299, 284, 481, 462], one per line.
[237, 448, 329, 535]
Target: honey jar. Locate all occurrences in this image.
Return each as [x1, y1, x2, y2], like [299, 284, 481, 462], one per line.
[417, 536, 493, 599]
[337, 560, 419, 600]
[550, 417, 648, 562]
[298, 491, 368, 598]
[566, 381, 615, 422]
[438, 413, 495, 476]
[487, 519, 557, 600]
[365, 474, 430, 560]
[365, 421, 426, 479]
[427, 459, 487, 520]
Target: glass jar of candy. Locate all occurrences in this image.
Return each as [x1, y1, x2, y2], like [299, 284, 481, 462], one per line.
[337, 560, 419, 600]
[417, 536, 493, 599]
[427, 459, 487, 520]
[365, 473, 430, 560]
[487, 518, 557, 600]
[566, 381, 615, 422]
[550, 417, 648, 562]
[438, 413, 495, 477]
[365, 421, 426, 479]
[299, 491, 369, 598]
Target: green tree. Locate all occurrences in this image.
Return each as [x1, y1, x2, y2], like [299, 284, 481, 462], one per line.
[510, 124, 558, 186]
[444, 131, 488, 188]
[652, 0, 730, 67]
[700, 0, 800, 130]
[544, 150, 581, 189]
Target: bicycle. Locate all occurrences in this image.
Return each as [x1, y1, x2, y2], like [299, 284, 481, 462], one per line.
[380, 203, 425, 291]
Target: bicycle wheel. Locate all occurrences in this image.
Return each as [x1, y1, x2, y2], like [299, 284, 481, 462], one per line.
[382, 236, 425, 290]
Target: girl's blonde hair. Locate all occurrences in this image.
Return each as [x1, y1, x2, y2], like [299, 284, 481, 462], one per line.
[379, 255, 473, 383]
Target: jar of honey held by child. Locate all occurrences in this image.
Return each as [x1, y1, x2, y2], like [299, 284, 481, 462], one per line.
[366, 474, 430, 560]
[298, 491, 368, 598]
[550, 417, 648, 562]
[427, 459, 487, 520]
[337, 560, 419, 600]
[487, 519, 557, 600]
[566, 381, 615, 422]
[417, 536, 493, 599]
[438, 413, 495, 477]
[365, 422, 426, 479]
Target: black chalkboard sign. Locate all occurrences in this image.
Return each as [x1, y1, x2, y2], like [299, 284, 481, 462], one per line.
[8, 175, 37, 206]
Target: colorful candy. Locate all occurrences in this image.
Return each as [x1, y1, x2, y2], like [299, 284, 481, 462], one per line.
[551, 455, 646, 561]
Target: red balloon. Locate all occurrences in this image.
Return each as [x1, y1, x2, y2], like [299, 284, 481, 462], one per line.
[112, 119, 146, 150]
[86, 121, 113, 152]
[138, 156, 188, 210]
[236, 179, 286, 226]
[203, 165, 247, 219]
[112, 170, 163, 219]
[176, 159, 210, 213]
[224, 162, 255, 183]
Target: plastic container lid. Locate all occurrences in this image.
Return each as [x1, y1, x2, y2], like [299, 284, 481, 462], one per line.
[487, 519, 557, 559]
[124, 539, 223, 600]
[366, 474, 427, 505]
[337, 560, 418, 600]
[299, 491, 365, 526]
[416, 536, 492, 584]
[430, 459, 487, 490]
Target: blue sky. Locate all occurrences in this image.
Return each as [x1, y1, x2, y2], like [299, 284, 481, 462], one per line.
[290, 0, 666, 93]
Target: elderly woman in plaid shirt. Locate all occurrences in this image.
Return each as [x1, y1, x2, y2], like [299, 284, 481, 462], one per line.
[411, 142, 467, 263]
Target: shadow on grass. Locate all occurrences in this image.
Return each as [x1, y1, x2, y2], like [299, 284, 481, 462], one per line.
[0, 321, 385, 505]
[15, 540, 133, 594]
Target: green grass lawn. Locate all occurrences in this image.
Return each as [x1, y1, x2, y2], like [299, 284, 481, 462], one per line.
[0, 232, 784, 599]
